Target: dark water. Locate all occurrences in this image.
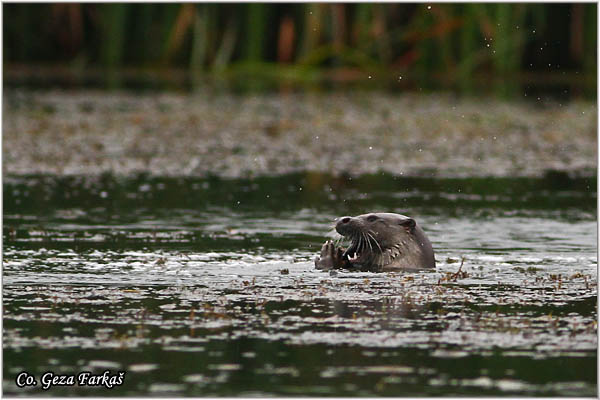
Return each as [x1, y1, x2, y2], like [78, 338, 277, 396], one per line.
[3, 173, 597, 396]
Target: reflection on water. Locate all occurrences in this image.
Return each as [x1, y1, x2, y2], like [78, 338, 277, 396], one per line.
[3, 173, 597, 396]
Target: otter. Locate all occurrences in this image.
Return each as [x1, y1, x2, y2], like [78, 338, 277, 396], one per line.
[314, 213, 435, 272]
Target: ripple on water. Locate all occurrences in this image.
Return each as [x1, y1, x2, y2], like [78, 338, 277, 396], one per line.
[2, 175, 597, 396]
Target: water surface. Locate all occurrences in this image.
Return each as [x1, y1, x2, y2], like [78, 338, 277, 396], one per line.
[3, 173, 597, 396]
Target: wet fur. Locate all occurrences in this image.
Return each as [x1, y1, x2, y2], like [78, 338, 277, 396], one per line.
[315, 213, 436, 272]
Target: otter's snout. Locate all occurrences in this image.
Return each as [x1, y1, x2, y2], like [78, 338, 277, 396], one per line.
[335, 216, 356, 236]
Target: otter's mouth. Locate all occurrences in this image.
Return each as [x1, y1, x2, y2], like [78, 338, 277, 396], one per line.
[343, 246, 368, 264]
[342, 232, 381, 265]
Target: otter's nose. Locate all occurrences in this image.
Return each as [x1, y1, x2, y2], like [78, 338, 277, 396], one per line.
[335, 216, 353, 235]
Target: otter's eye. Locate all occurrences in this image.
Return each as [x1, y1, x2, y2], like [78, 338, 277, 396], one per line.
[399, 218, 416, 229]
[366, 215, 378, 222]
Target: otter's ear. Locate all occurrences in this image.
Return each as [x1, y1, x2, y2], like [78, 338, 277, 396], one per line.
[399, 218, 416, 230]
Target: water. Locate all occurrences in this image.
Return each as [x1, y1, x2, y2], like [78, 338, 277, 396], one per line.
[3, 173, 597, 396]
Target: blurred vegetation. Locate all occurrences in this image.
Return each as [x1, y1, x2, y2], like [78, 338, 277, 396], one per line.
[3, 3, 597, 97]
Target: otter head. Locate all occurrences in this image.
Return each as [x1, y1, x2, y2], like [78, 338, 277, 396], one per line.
[335, 212, 417, 267]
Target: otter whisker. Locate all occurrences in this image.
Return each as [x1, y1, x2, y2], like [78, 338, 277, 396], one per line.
[361, 232, 372, 255]
[365, 233, 375, 253]
[359, 232, 366, 254]
[357, 233, 364, 254]
[365, 232, 373, 253]
[367, 231, 383, 254]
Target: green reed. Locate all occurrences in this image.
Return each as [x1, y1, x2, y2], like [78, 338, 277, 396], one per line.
[2, 3, 596, 96]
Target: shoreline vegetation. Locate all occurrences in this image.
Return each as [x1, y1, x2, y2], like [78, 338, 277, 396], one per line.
[3, 63, 596, 99]
[3, 90, 596, 179]
[4, 4, 596, 180]
[4, 3, 596, 96]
